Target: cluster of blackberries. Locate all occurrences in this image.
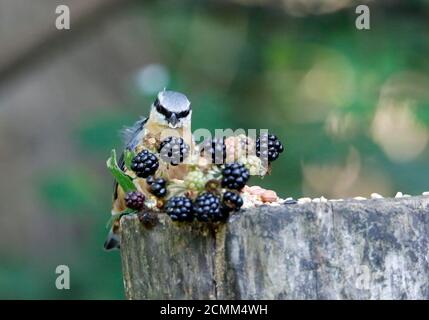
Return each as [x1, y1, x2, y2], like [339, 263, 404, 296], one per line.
[256, 133, 284, 163]
[158, 136, 190, 166]
[146, 176, 167, 198]
[124, 133, 284, 224]
[165, 190, 243, 223]
[131, 150, 159, 178]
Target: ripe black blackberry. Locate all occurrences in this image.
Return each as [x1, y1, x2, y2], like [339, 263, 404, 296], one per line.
[146, 175, 155, 185]
[256, 133, 284, 162]
[222, 191, 243, 211]
[138, 211, 158, 227]
[131, 150, 159, 178]
[165, 196, 193, 222]
[221, 162, 250, 191]
[200, 137, 226, 165]
[193, 192, 223, 222]
[147, 176, 167, 198]
[218, 207, 231, 222]
[124, 191, 145, 210]
[158, 136, 190, 166]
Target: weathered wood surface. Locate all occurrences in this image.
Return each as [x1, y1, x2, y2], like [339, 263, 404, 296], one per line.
[120, 196, 429, 300]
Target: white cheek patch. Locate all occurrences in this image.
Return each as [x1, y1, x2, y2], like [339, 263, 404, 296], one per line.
[151, 109, 169, 126]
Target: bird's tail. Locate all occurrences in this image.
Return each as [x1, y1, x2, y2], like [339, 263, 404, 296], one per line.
[103, 227, 120, 251]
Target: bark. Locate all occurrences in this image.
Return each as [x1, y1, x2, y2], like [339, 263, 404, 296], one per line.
[120, 196, 429, 300]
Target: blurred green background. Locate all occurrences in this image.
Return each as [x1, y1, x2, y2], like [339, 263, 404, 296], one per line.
[0, 0, 428, 299]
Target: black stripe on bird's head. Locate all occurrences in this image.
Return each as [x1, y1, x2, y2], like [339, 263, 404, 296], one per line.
[153, 91, 191, 127]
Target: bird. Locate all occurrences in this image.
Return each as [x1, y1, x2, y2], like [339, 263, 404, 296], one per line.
[104, 90, 193, 251]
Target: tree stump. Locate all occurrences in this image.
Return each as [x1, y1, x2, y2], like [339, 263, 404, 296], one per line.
[120, 196, 429, 299]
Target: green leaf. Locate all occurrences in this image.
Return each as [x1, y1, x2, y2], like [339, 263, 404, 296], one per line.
[105, 209, 136, 229]
[106, 149, 136, 193]
[124, 149, 136, 170]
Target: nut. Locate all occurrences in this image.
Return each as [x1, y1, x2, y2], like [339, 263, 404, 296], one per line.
[249, 186, 266, 195]
[261, 190, 278, 203]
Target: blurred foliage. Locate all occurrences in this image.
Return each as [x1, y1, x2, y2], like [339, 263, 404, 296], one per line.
[4, 1, 429, 299]
[39, 170, 101, 214]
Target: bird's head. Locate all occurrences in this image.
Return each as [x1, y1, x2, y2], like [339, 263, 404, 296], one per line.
[150, 91, 192, 129]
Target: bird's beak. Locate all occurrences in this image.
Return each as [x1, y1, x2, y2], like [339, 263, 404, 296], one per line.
[168, 113, 179, 127]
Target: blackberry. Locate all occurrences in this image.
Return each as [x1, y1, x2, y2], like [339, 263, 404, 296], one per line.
[148, 177, 167, 198]
[146, 175, 155, 185]
[256, 133, 284, 162]
[158, 136, 190, 166]
[138, 211, 158, 227]
[221, 162, 250, 191]
[124, 191, 145, 210]
[131, 150, 159, 178]
[193, 192, 223, 222]
[219, 207, 231, 222]
[222, 191, 243, 211]
[200, 137, 226, 165]
[165, 196, 193, 222]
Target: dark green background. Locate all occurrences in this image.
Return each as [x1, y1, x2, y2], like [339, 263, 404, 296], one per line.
[1, 0, 428, 299]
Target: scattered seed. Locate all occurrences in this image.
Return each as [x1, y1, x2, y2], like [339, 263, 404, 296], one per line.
[261, 190, 278, 202]
[250, 186, 266, 196]
[395, 192, 403, 198]
[254, 200, 264, 206]
[298, 197, 312, 204]
[371, 193, 383, 199]
[242, 185, 251, 193]
[269, 202, 280, 206]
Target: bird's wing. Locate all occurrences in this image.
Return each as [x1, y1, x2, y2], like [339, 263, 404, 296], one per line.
[113, 117, 148, 200]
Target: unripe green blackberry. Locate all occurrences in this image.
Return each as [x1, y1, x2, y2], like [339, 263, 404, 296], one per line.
[124, 191, 145, 210]
[131, 150, 159, 178]
[200, 137, 226, 165]
[184, 170, 207, 191]
[165, 196, 193, 222]
[158, 136, 190, 166]
[256, 133, 284, 162]
[222, 191, 243, 211]
[193, 192, 222, 222]
[221, 162, 250, 191]
[239, 155, 265, 176]
[147, 176, 167, 198]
